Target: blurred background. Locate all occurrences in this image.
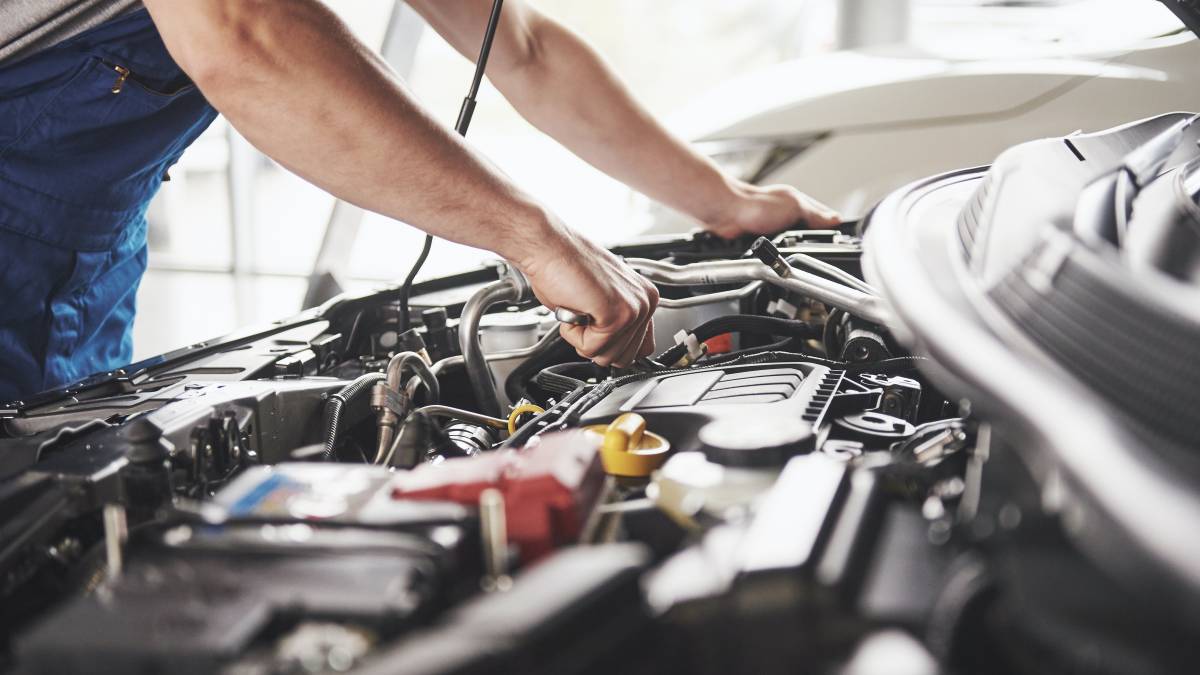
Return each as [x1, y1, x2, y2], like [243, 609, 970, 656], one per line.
[133, 0, 1188, 358]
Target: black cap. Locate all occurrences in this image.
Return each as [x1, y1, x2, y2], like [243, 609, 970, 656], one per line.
[698, 417, 813, 468]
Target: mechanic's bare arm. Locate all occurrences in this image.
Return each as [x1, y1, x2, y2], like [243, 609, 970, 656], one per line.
[142, 0, 657, 367]
[408, 0, 840, 237]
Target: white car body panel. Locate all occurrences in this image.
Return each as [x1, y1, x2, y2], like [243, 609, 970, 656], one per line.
[669, 32, 1200, 218]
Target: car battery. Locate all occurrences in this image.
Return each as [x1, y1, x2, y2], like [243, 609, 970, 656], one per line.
[213, 463, 473, 530]
[17, 464, 481, 674]
[391, 429, 606, 562]
[16, 520, 457, 675]
[211, 462, 482, 583]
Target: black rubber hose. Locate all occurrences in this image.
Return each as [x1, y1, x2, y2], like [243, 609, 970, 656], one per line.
[533, 362, 602, 396]
[654, 315, 820, 366]
[502, 328, 576, 403]
[322, 372, 386, 461]
[823, 307, 844, 358]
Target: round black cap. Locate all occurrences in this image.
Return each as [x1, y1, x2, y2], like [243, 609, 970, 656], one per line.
[698, 417, 813, 468]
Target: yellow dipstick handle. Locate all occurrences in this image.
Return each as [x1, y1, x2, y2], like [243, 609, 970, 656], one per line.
[589, 412, 671, 478]
[507, 403, 546, 434]
[603, 412, 646, 454]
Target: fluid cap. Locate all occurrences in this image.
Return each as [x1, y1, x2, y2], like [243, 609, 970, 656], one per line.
[698, 417, 813, 468]
[586, 412, 671, 478]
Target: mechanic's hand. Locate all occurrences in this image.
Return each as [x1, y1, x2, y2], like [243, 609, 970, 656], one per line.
[516, 228, 658, 368]
[706, 182, 841, 239]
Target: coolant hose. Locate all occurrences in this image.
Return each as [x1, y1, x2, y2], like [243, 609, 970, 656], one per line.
[458, 274, 529, 418]
[502, 327, 576, 403]
[534, 362, 603, 396]
[322, 372, 386, 461]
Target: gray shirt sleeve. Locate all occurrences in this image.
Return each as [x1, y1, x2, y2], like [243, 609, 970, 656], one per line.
[0, 0, 143, 66]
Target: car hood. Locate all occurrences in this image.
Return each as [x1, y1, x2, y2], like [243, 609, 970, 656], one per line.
[669, 0, 1198, 142]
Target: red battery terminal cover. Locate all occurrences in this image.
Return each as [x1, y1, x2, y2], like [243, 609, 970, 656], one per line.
[390, 429, 605, 561]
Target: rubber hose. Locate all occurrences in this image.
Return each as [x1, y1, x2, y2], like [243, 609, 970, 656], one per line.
[823, 308, 845, 358]
[534, 369, 587, 396]
[459, 279, 520, 418]
[322, 372, 386, 461]
[502, 328, 575, 403]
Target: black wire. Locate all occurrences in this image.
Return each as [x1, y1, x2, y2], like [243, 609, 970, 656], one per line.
[398, 235, 432, 332]
[397, 0, 506, 332]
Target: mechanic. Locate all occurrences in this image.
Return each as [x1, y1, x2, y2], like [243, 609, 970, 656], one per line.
[0, 0, 839, 401]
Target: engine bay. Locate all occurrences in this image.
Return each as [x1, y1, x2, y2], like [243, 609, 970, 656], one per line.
[0, 224, 977, 674]
[3, 112, 1200, 673]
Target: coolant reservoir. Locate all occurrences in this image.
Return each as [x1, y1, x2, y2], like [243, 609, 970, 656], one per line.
[478, 307, 546, 353]
[650, 417, 812, 528]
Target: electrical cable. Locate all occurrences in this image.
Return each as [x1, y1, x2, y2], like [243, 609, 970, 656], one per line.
[322, 372, 386, 461]
[398, 0, 506, 331]
[653, 315, 821, 366]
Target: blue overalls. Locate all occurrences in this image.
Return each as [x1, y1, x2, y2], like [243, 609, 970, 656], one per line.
[0, 9, 217, 402]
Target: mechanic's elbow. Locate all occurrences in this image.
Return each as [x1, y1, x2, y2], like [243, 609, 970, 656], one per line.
[171, 0, 282, 92]
[500, 19, 552, 83]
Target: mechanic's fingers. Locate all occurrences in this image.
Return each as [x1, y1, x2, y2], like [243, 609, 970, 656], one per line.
[558, 323, 587, 356]
[556, 307, 623, 362]
[597, 284, 657, 367]
[589, 320, 642, 368]
[611, 323, 650, 368]
[553, 277, 658, 368]
[608, 305, 653, 367]
[637, 318, 656, 359]
[801, 194, 842, 229]
[636, 285, 660, 360]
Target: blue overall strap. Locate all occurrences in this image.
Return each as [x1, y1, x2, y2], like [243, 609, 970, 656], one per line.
[0, 9, 219, 402]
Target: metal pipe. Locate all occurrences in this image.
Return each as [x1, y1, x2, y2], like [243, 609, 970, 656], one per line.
[657, 281, 763, 309]
[417, 404, 509, 429]
[785, 253, 876, 295]
[384, 351, 438, 402]
[459, 278, 523, 417]
[626, 257, 890, 325]
[373, 350, 438, 464]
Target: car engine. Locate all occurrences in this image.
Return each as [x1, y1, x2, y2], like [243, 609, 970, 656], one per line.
[2, 112, 1199, 674]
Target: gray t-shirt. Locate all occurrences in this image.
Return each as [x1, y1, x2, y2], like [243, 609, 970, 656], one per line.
[0, 0, 142, 66]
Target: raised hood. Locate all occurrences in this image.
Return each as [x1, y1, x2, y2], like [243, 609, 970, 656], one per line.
[1159, 0, 1200, 37]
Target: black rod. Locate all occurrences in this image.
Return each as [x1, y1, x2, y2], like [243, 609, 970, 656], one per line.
[400, 0, 506, 332]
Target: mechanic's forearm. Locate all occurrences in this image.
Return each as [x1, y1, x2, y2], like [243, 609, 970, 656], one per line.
[492, 20, 742, 227]
[142, 0, 564, 268]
